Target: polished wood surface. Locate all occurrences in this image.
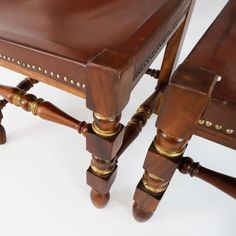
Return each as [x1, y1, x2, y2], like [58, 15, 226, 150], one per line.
[0, 0, 191, 97]
[0, 0, 234, 224]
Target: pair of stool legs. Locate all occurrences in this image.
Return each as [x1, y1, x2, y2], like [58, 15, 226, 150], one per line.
[85, 66, 236, 222]
[0, 72, 235, 223]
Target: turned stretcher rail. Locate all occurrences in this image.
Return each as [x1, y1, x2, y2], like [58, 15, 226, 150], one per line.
[0, 78, 38, 144]
[145, 68, 160, 79]
[0, 81, 163, 145]
[179, 157, 236, 199]
[0, 84, 89, 136]
[117, 86, 162, 159]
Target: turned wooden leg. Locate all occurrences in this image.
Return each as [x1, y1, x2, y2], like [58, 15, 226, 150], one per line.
[133, 65, 218, 222]
[133, 130, 187, 222]
[86, 113, 124, 208]
[0, 78, 38, 144]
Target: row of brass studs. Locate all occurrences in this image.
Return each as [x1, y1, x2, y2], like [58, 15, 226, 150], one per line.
[198, 119, 234, 135]
[0, 53, 86, 90]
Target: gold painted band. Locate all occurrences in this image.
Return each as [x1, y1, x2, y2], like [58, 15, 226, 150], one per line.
[94, 112, 116, 122]
[142, 178, 168, 194]
[153, 141, 186, 158]
[91, 164, 114, 176]
[12, 90, 25, 106]
[92, 122, 121, 137]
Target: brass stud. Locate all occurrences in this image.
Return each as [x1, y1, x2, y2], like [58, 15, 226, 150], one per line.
[198, 119, 205, 125]
[215, 125, 222, 130]
[0, 53, 86, 92]
[226, 129, 234, 135]
[205, 121, 212, 127]
[217, 75, 222, 82]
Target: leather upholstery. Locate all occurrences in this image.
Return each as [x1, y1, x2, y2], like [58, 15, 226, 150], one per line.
[0, 0, 190, 92]
[179, 1, 236, 149]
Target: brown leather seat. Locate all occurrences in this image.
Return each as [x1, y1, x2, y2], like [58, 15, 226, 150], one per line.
[174, 1, 236, 148]
[0, 0, 191, 95]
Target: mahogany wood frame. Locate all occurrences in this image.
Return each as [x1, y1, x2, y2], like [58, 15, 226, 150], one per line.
[0, 0, 234, 223]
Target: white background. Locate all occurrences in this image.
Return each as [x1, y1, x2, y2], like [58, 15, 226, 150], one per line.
[0, 0, 235, 235]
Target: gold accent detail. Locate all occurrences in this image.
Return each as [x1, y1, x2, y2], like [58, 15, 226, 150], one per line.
[148, 173, 164, 182]
[205, 121, 212, 127]
[92, 122, 121, 137]
[153, 141, 185, 158]
[226, 129, 234, 135]
[215, 125, 222, 130]
[128, 120, 139, 126]
[198, 119, 205, 125]
[90, 164, 114, 176]
[136, 105, 152, 118]
[12, 90, 25, 106]
[94, 112, 116, 122]
[142, 178, 168, 194]
[29, 98, 44, 115]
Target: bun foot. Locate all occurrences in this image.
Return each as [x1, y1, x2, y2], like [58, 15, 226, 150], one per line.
[90, 189, 110, 209]
[132, 202, 153, 223]
[0, 124, 6, 144]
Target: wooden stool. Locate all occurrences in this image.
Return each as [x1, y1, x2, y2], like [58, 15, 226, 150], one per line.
[0, 0, 195, 211]
[133, 0, 236, 222]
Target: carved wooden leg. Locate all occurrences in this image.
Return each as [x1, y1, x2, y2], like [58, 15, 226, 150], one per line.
[86, 113, 124, 208]
[133, 65, 218, 222]
[0, 78, 38, 144]
[133, 130, 187, 222]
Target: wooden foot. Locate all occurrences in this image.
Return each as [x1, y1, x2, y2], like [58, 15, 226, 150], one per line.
[132, 202, 153, 223]
[0, 123, 6, 144]
[90, 189, 110, 209]
[0, 95, 8, 144]
[133, 129, 187, 222]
